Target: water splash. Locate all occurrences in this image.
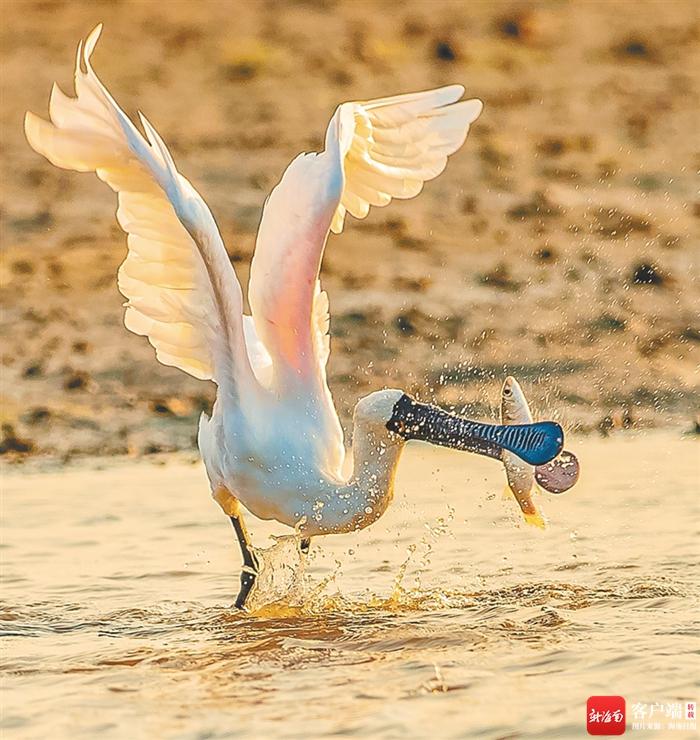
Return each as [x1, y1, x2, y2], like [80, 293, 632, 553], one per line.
[245, 535, 308, 613]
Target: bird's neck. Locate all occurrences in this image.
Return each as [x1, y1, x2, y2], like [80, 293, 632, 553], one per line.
[292, 420, 406, 537]
[330, 422, 405, 534]
[351, 422, 403, 489]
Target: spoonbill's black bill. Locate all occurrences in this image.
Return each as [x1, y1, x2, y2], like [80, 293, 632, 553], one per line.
[387, 395, 564, 466]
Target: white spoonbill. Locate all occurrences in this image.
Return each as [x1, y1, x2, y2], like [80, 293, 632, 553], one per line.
[25, 26, 566, 608]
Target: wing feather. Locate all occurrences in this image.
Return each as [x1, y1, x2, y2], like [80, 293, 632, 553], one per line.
[248, 85, 481, 474]
[332, 89, 482, 232]
[250, 83, 482, 380]
[25, 26, 262, 396]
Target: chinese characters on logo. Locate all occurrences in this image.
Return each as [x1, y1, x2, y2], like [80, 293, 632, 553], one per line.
[631, 701, 697, 732]
[587, 698, 697, 734]
[587, 696, 626, 736]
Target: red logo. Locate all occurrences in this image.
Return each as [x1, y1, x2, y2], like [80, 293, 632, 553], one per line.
[587, 696, 626, 735]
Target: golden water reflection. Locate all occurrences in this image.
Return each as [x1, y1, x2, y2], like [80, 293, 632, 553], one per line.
[2, 432, 698, 738]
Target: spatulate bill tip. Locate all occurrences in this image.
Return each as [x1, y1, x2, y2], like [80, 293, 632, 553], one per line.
[535, 450, 580, 494]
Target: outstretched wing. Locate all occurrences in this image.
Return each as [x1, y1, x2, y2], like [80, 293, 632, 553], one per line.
[329, 85, 483, 233]
[248, 86, 481, 476]
[249, 86, 482, 386]
[24, 25, 260, 401]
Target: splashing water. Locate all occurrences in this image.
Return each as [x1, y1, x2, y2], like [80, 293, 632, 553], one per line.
[246, 535, 308, 613]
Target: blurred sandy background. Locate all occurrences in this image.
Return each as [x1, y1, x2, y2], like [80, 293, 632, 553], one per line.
[1, 0, 698, 461]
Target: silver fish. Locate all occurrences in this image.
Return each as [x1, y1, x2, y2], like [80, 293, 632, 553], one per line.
[500, 376, 546, 528]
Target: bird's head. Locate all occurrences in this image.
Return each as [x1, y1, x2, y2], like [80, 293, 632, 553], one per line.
[353, 389, 406, 444]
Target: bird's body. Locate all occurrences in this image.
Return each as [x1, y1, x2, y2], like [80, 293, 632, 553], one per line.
[26, 26, 570, 607]
[201, 391, 406, 535]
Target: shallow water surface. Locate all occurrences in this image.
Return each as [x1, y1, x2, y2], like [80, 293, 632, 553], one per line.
[1, 433, 698, 738]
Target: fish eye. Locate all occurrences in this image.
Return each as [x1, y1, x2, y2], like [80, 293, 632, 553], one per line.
[504, 387, 512, 396]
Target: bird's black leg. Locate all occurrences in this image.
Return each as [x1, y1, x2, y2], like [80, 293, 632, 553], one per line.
[229, 513, 259, 610]
[300, 537, 311, 555]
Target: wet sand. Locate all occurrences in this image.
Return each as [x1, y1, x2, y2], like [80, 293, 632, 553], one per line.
[1, 1, 699, 462]
[2, 433, 698, 738]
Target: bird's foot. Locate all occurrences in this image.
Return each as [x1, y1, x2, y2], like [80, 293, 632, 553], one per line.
[300, 537, 311, 555]
[234, 555, 260, 610]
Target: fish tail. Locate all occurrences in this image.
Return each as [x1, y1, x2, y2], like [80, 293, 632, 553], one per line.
[523, 510, 547, 529]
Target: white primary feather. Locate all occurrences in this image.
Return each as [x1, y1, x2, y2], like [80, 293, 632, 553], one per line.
[330, 86, 483, 233]
[24, 25, 261, 399]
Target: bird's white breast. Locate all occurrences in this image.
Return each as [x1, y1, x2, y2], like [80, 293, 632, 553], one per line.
[201, 399, 344, 527]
